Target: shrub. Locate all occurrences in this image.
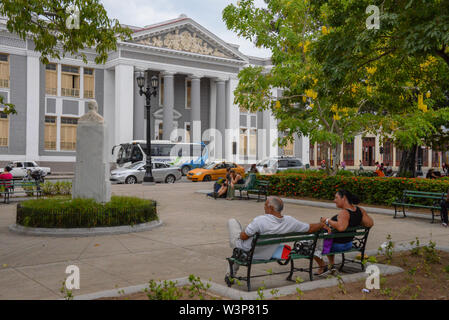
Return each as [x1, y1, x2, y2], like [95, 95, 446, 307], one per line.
[258, 173, 449, 206]
[335, 170, 355, 177]
[16, 196, 158, 228]
[41, 181, 72, 196]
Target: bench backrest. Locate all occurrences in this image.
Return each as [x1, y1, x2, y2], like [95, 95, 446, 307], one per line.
[243, 173, 257, 189]
[403, 190, 445, 198]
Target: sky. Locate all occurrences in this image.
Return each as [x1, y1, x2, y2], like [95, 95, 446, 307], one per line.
[101, 0, 272, 58]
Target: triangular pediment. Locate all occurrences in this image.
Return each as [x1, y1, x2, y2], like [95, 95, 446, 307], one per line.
[130, 18, 247, 61]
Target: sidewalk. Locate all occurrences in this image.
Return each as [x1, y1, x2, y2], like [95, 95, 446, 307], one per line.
[0, 182, 447, 299]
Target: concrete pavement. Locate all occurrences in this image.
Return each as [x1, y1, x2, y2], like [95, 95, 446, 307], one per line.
[0, 181, 448, 299]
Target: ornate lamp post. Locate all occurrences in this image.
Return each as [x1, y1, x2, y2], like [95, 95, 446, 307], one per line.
[136, 71, 159, 185]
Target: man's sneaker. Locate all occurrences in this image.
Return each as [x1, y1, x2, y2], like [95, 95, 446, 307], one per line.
[443, 223, 448, 228]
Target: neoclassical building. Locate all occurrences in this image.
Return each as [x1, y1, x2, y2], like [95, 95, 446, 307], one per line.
[0, 14, 310, 170]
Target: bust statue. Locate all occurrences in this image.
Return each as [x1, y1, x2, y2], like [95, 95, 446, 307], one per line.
[79, 100, 104, 123]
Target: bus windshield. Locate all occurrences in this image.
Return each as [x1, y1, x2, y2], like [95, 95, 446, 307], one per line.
[115, 141, 209, 168]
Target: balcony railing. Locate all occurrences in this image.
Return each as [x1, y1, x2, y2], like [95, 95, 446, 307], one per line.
[0, 79, 9, 88]
[0, 137, 7, 147]
[44, 141, 57, 150]
[61, 142, 76, 151]
[61, 88, 80, 98]
[45, 87, 57, 96]
[84, 90, 94, 99]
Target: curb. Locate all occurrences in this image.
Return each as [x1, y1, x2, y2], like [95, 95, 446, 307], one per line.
[8, 220, 163, 237]
[196, 190, 435, 221]
[71, 262, 403, 300]
[70, 244, 449, 300]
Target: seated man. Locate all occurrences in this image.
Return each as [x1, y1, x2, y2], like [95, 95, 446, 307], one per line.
[226, 196, 328, 281]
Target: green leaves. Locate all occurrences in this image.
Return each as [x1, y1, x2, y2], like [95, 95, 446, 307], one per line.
[0, 0, 132, 65]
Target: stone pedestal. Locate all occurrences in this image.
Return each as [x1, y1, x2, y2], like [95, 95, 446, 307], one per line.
[72, 100, 111, 203]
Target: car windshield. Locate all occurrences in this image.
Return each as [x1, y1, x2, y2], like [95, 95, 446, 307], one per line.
[125, 162, 144, 170]
[203, 163, 218, 169]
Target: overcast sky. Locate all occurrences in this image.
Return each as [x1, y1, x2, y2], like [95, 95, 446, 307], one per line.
[101, 0, 271, 58]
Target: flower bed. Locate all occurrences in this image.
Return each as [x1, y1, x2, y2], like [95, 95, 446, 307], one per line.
[16, 196, 158, 228]
[258, 173, 449, 206]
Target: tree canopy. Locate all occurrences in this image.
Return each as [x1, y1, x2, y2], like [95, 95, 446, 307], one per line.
[223, 0, 449, 174]
[0, 0, 131, 114]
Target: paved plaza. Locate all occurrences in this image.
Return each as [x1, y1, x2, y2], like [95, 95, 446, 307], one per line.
[0, 182, 448, 299]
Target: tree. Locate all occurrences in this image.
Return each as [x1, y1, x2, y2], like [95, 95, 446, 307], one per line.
[223, 0, 449, 176]
[0, 0, 131, 114]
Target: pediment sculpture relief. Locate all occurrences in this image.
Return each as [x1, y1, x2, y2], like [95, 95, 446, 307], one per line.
[136, 29, 232, 59]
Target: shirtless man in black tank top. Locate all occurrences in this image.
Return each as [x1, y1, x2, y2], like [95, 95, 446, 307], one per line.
[314, 190, 374, 276]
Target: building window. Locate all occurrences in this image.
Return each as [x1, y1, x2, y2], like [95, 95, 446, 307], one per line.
[395, 147, 403, 167]
[185, 123, 191, 143]
[159, 77, 164, 106]
[61, 65, 80, 97]
[432, 150, 440, 167]
[45, 63, 57, 96]
[239, 128, 248, 157]
[317, 143, 327, 164]
[309, 144, 315, 166]
[44, 116, 57, 150]
[0, 53, 9, 88]
[185, 79, 191, 109]
[282, 139, 294, 157]
[60, 117, 78, 151]
[83, 68, 95, 99]
[0, 112, 9, 146]
[383, 140, 393, 166]
[343, 140, 354, 166]
[249, 129, 257, 157]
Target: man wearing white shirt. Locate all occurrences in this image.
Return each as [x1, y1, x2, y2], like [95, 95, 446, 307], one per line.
[226, 196, 327, 280]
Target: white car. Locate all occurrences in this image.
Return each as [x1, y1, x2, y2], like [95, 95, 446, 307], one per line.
[0, 161, 51, 178]
[256, 157, 305, 174]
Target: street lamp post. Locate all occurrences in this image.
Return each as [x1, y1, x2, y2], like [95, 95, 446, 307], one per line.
[136, 71, 159, 185]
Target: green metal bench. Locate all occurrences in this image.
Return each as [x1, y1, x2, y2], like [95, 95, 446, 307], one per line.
[0, 180, 42, 204]
[246, 179, 270, 202]
[225, 226, 370, 291]
[392, 190, 445, 223]
[235, 173, 257, 200]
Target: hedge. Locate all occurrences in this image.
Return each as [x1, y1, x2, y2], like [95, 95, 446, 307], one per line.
[257, 173, 449, 206]
[16, 196, 158, 228]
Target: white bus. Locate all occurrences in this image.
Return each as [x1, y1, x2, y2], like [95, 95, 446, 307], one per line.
[112, 140, 209, 176]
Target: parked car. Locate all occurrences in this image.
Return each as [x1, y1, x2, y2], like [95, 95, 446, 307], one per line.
[0, 161, 51, 178]
[110, 161, 182, 184]
[187, 161, 245, 182]
[256, 157, 305, 174]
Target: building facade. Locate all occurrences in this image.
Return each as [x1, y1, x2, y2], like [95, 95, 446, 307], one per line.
[309, 134, 448, 171]
[0, 15, 309, 170]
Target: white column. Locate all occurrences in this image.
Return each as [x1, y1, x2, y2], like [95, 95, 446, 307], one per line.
[80, 66, 84, 100]
[226, 78, 239, 162]
[26, 54, 40, 161]
[302, 135, 310, 165]
[162, 71, 175, 141]
[103, 69, 115, 162]
[114, 64, 134, 145]
[216, 79, 226, 161]
[190, 75, 202, 144]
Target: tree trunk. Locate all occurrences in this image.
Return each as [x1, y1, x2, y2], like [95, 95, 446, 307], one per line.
[398, 145, 418, 177]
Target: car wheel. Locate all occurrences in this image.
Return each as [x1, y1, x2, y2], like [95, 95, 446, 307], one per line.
[181, 166, 191, 176]
[125, 176, 137, 184]
[203, 175, 211, 182]
[165, 175, 176, 184]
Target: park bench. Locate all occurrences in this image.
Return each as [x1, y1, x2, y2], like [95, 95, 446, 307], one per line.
[235, 173, 257, 200]
[225, 226, 370, 291]
[246, 179, 270, 202]
[392, 190, 445, 223]
[0, 180, 42, 204]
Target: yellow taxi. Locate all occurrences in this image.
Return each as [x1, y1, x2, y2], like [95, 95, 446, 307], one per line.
[187, 162, 245, 182]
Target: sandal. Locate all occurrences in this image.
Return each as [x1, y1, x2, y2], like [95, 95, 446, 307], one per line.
[314, 265, 329, 276]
